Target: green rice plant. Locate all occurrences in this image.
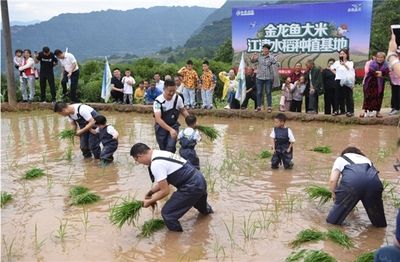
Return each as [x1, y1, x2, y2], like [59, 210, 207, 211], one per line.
[326, 228, 354, 249]
[59, 129, 75, 144]
[1, 191, 12, 208]
[24, 167, 45, 180]
[196, 125, 220, 141]
[286, 249, 336, 262]
[305, 185, 332, 205]
[2, 235, 16, 262]
[259, 150, 272, 159]
[139, 218, 165, 237]
[80, 208, 90, 233]
[46, 175, 54, 191]
[34, 223, 46, 252]
[65, 145, 73, 161]
[212, 234, 226, 259]
[256, 205, 273, 231]
[241, 212, 257, 241]
[55, 218, 68, 241]
[71, 192, 101, 206]
[70, 186, 89, 197]
[354, 251, 374, 262]
[222, 215, 236, 247]
[312, 146, 332, 154]
[110, 197, 143, 228]
[290, 229, 325, 248]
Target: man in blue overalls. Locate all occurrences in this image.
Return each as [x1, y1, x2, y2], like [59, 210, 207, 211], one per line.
[130, 143, 213, 232]
[327, 146, 386, 227]
[153, 79, 189, 153]
[54, 102, 101, 159]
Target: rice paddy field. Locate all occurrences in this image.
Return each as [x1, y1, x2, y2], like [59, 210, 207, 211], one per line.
[1, 111, 399, 261]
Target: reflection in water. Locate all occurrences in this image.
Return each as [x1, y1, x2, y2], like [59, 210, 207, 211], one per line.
[1, 111, 399, 262]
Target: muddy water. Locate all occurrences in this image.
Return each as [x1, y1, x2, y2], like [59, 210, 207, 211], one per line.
[1, 111, 399, 262]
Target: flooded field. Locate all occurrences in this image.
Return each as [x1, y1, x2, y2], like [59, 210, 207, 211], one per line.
[1, 111, 399, 262]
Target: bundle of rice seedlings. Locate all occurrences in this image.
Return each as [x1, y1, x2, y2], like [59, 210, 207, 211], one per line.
[59, 129, 75, 144]
[305, 185, 332, 205]
[259, 150, 272, 159]
[326, 228, 354, 249]
[69, 186, 89, 197]
[286, 249, 336, 262]
[303, 250, 336, 262]
[354, 251, 374, 262]
[69, 186, 100, 206]
[110, 197, 143, 228]
[290, 229, 325, 248]
[312, 146, 332, 154]
[71, 192, 100, 205]
[1, 192, 13, 208]
[24, 167, 45, 179]
[196, 125, 219, 141]
[139, 219, 165, 237]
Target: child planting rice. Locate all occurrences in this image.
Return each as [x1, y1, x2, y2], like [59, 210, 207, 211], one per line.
[178, 115, 201, 169]
[270, 113, 295, 169]
[91, 115, 119, 165]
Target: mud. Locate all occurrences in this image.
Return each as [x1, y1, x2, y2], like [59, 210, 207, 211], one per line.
[1, 111, 399, 261]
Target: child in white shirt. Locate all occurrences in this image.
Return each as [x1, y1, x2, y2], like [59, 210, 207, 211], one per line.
[178, 115, 201, 169]
[93, 115, 119, 165]
[121, 69, 136, 104]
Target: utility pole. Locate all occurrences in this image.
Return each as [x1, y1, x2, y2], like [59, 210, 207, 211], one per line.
[1, 0, 17, 106]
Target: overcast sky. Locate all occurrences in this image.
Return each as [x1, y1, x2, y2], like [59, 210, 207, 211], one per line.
[8, 0, 226, 22]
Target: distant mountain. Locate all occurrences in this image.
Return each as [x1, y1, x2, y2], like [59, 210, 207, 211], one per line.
[6, 6, 215, 61]
[10, 20, 41, 26]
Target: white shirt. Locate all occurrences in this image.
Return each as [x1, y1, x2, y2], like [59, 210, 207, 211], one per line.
[332, 153, 372, 172]
[176, 84, 184, 94]
[67, 104, 94, 123]
[270, 127, 295, 142]
[59, 53, 79, 73]
[153, 94, 184, 113]
[178, 127, 201, 142]
[156, 80, 164, 92]
[122, 76, 135, 94]
[330, 61, 354, 80]
[150, 150, 187, 182]
[95, 125, 118, 138]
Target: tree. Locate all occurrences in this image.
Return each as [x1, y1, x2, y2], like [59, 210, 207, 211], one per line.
[1, 0, 17, 105]
[370, 0, 400, 55]
[214, 38, 233, 63]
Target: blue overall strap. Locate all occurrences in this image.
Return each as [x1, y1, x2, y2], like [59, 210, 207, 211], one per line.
[148, 156, 186, 183]
[341, 155, 355, 165]
[155, 99, 165, 114]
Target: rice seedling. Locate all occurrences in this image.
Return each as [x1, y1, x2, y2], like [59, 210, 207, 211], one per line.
[326, 228, 354, 249]
[241, 213, 257, 241]
[65, 145, 73, 161]
[34, 223, 46, 252]
[46, 175, 54, 191]
[259, 150, 272, 159]
[23, 167, 45, 180]
[1, 191, 12, 208]
[55, 218, 68, 241]
[223, 215, 236, 247]
[2, 235, 16, 262]
[305, 185, 332, 205]
[354, 251, 374, 262]
[59, 129, 75, 144]
[80, 208, 90, 233]
[256, 205, 273, 231]
[70, 186, 89, 197]
[290, 229, 325, 248]
[71, 192, 101, 206]
[286, 249, 336, 262]
[312, 146, 332, 154]
[196, 125, 219, 141]
[110, 197, 143, 228]
[139, 218, 165, 237]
